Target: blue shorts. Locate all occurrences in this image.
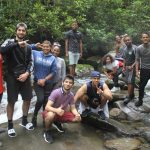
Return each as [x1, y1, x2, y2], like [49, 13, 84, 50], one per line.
[68, 51, 80, 65]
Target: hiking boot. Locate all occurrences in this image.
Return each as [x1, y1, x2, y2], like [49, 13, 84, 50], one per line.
[52, 121, 65, 133]
[31, 117, 37, 128]
[43, 130, 54, 144]
[81, 108, 91, 117]
[123, 97, 132, 105]
[135, 100, 143, 107]
[98, 110, 106, 120]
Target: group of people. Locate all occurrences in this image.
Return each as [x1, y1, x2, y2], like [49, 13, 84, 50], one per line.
[0, 20, 149, 145]
[102, 33, 150, 107]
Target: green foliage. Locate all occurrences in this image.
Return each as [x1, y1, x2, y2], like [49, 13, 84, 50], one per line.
[0, 0, 149, 56]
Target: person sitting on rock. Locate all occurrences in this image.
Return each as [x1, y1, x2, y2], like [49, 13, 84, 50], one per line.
[74, 71, 112, 120]
[102, 54, 123, 92]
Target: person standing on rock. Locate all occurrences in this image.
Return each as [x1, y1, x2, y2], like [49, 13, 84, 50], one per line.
[65, 20, 83, 76]
[43, 75, 81, 144]
[0, 53, 5, 146]
[135, 32, 150, 107]
[122, 35, 137, 105]
[74, 71, 112, 120]
[31, 40, 57, 128]
[0, 22, 34, 137]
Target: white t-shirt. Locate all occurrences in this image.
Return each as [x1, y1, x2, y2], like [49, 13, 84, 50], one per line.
[103, 60, 119, 71]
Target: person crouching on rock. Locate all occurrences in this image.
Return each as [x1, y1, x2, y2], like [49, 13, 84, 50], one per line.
[74, 71, 112, 120]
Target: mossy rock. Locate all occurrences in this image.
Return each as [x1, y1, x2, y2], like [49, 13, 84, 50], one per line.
[76, 64, 94, 77]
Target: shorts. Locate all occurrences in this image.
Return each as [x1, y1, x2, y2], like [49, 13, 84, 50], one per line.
[68, 51, 80, 65]
[124, 67, 136, 84]
[42, 111, 75, 123]
[6, 74, 33, 103]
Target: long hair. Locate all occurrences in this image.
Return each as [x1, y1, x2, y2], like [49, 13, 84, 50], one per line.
[102, 54, 114, 65]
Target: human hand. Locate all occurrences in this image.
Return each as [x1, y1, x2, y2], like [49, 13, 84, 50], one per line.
[18, 40, 29, 48]
[56, 105, 64, 116]
[73, 113, 81, 122]
[17, 72, 29, 82]
[37, 79, 46, 87]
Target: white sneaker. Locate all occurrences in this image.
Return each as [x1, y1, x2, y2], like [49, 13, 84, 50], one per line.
[111, 87, 120, 92]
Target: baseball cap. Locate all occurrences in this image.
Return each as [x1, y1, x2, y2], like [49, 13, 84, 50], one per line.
[91, 71, 101, 78]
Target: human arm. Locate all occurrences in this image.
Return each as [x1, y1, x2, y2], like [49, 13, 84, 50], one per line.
[74, 84, 87, 102]
[45, 100, 65, 116]
[65, 39, 69, 57]
[97, 83, 112, 101]
[70, 104, 81, 122]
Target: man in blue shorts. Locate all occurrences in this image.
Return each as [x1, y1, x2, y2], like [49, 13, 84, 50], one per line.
[65, 21, 83, 76]
[0, 22, 34, 137]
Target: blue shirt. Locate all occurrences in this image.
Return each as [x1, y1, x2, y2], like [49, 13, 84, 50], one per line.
[32, 50, 57, 83]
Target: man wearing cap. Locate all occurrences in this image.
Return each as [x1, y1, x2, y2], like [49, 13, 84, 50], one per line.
[0, 22, 34, 137]
[74, 71, 112, 120]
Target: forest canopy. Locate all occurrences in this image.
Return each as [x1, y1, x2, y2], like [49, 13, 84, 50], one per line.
[0, 0, 149, 56]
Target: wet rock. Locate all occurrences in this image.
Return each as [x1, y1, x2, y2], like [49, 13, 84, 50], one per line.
[110, 108, 127, 120]
[0, 127, 6, 134]
[104, 138, 141, 150]
[81, 112, 140, 136]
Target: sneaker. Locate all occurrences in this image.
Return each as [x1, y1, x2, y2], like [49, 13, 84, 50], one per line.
[111, 87, 120, 92]
[135, 100, 143, 107]
[98, 110, 106, 120]
[123, 97, 132, 105]
[31, 117, 37, 128]
[43, 131, 54, 144]
[81, 108, 91, 117]
[52, 121, 65, 133]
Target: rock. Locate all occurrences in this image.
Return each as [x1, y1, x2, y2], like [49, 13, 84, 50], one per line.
[110, 108, 127, 120]
[75, 64, 94, 77]
[104, 138, 141, 150]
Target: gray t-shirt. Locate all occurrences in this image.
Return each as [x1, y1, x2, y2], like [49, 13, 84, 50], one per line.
[65, 30, 82, 53]
[123, 44, 137, 66]
[136, 43, 150, 69]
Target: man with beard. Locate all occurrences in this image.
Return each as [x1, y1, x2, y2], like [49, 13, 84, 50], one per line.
[43, 75, 81, 144]
[0, 22, 34, 137]
[122, 35, 137, 105]
[135, 32, 150, 107]
[65, 21, 83, 76]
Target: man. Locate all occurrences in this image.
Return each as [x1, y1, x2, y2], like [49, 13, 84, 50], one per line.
[0, 22, 34, 137]
[74, 71, 112, 120]
[65, 21, 83, 76]
[122, 35, 137, 105]
[135, 32, 150, 107]
[43, 75, 81, 144]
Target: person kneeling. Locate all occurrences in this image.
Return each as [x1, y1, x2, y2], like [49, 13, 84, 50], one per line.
[43, 75, 81, 144]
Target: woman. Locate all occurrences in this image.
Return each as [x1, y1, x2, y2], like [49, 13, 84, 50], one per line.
[31, 40, 57, 127]
[102, 54, 123, 92]
[51, 42, 66, 89]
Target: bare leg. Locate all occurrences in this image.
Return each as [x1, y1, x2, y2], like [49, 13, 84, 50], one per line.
[22, 100, 31, 116]
[44, 112, 55, 130]
[7, 102, 15, 120]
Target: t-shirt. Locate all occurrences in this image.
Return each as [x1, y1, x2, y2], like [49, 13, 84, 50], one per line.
[48, 87, 74, 111]
[65, 30, 82, 53]
[103, 60, 119, 71]
[136, 43, 150, 69]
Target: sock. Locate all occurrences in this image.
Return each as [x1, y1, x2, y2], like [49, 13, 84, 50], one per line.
[22, 115, 28, 125]
[8, 120, 13, 129]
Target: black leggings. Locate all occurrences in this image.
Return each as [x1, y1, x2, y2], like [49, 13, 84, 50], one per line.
[0, 93, 3, 103]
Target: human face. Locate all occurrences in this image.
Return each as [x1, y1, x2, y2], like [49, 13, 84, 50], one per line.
[115, 35, 121, 43]
[71, 22, 78, 31]
[52, 46, 60, 57]
[124, 37, 132, 47]
[141, 33, 150, 45]
[42, 43, 51, 55]
[92, 77, 100, 87]
[63, 79, 74, 91]
[106, 56, 112, 64]
[16, 26, 26, 40]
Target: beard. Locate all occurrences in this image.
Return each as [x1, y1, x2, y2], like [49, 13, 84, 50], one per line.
[16, 34, 26, 40]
